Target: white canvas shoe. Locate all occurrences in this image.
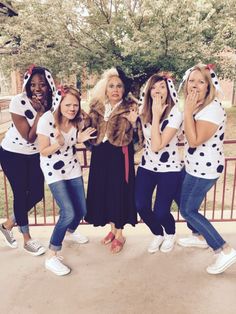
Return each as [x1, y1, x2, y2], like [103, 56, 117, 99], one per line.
[148, 235, 164, 254]
[65, 231, 89, 244]
[160, 234, 176, 253]
[24, 239, 46, 256]
[45, 255, 71, 276]
[207, 249, 236, 274]
[177, 235, 208, 248]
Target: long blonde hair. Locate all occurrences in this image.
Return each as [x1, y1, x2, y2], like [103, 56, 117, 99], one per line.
[183, 63, 217, 106]
[90, 68, 120, 104]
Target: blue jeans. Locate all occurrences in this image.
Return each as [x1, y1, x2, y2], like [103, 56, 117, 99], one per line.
[135, 167, 181, 236]
[49, 177, 87, 251]
[180, 171, 226, 251]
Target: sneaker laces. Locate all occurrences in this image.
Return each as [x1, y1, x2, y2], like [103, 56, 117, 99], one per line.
[49, 255, 67, 269]
[165, 234, 175, 240]
[151, 236, 163, 246]
[27, 239, 42, 250]
[56, 255, 64, 261]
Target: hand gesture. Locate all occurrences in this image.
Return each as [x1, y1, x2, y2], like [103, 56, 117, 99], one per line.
[126, 104, 138, 125]
[31, 96, 46, 115]
[185, 89, 201, 114]
[55, 128, 65, 147]
[152, 93, 168, 118]
[77, 127, 97, 143]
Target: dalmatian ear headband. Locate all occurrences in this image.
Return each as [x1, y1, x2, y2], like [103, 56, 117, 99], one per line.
[139, 74, 179, 106]
[51, 85, 66, 112]
[178, 64, 223, 94]
[22, 64, 56, 94]
[164, 76, 179, 106]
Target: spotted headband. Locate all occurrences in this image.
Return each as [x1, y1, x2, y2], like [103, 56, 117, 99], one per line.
[139, 75, 179, 106]
[51, 85, 66, 112]
[22, 65, 56, 94]
[178, 64, 223, 93]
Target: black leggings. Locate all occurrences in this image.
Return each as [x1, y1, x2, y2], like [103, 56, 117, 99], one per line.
[0, 147, 44, 228]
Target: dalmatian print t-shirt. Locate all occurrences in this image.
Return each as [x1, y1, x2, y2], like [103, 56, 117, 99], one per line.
[139, 105, 183, 172]
[184, 99, 226, 179]
[37, 111, 82, 185]
[1, 93, 39, 154]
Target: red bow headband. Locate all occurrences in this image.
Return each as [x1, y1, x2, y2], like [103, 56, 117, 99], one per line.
[27, 64, 36, 75]
[57, 85, 66, 97]
[205, 64, 215, 71]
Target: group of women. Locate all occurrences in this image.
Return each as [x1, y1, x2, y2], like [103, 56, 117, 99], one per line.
[0, 63, 236, 276]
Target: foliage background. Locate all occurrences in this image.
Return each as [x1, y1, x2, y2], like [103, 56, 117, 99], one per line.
[1, 0, 236, 93]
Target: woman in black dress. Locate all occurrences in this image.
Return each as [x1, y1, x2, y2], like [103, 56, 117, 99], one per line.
[85, 67, 142, 253]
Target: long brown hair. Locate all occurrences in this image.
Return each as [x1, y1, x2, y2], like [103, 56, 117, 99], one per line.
[141, 72, 175, 124]
[54, 85, 82, 129]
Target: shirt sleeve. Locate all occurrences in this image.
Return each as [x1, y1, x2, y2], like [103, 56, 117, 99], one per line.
[9, 95, 25, 116]
[195, 101, 225, 126]
[37, 114, 50, 137]
[167, 106, 183, 129]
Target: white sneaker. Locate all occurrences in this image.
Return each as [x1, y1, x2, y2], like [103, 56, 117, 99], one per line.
[177, 235, 208, 248]
[160, 234, 176, 253]
[148, 235, 164, 254]
[45, 255, 71, 276]
[24, 239, 46, 256]
[207, 249, 236, 275]
[65, 231, 89, 244]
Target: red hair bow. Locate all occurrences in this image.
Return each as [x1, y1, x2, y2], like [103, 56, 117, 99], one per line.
[57, 84, 66, 96]
[161, 71, 175, 82]
[27, 64, 36, 74]
[164, 75, 175, 82]
[205, 64, 215, 70]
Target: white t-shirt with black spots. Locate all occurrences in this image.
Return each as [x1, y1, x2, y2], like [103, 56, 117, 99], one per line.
[184, 99, 226, 179]
[1, 93, 39, 154]
[37, 111, 82, 185]
[139, 105, 183, 173]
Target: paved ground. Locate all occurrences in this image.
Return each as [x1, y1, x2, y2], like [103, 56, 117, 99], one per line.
[0, 222, 236, 314]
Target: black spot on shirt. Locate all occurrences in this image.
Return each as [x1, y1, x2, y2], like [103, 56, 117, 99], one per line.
[72, 146, 77, 155]
[219, 133, 224, 141]
[141, 156, 146, 166]
[25, 110, 34, 119]
[188, 147, 196, 155]
[161, 120, 169, 132]
[53, 160, 65, 170]
[160, 152, 170, 163]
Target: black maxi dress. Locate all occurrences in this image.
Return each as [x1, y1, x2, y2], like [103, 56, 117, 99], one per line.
[85, 140, 137, 229]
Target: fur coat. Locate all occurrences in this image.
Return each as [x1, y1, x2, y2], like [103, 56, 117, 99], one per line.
[83, 100, 143, 151]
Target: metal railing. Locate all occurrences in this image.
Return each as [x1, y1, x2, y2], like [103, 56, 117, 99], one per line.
[0, 141, 235, 225]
